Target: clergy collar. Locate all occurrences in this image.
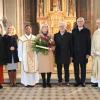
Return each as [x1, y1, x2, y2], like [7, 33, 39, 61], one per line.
[25, 34, 32, 39]
[60, 32, 65, 36]
[75, 26, 85, 30]
[78, 27, 84, 31]
[98, 28, 100, 32]
[59, 30, 66, 36]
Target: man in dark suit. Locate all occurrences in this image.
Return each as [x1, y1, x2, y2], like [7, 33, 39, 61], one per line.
[54, 22, 72, 86]
[72, 17, 91, 87]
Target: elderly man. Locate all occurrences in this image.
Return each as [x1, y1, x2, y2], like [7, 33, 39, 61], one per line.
[18, 25, 39, 87]
[91, 19, 100, 88]
[54, 22, 72, 86]
[72, 17, 91, 87]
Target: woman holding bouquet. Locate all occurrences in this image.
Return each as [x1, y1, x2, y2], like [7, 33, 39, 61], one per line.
[37, 24, 55, 88]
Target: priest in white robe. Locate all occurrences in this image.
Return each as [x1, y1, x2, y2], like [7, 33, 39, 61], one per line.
[18, 25, 39, 87]
[91, 19, 100, 87]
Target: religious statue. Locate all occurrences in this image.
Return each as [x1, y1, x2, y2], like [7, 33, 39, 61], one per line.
[68, 0, 74, 16]
[2, 16, 8, 31]
[66, 22, 72, 32]
[50, 0, 62, 11]
[39, 0, 44, 17]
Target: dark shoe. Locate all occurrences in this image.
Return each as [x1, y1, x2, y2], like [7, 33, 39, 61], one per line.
[10, 83, 14, 87]
[25, 85, 34, 88]
[58, 82, 63, 86]
[0, 85, 3, 89]
[65, 82, 70, 86]
[42, 84, 46, 88]
[81, 83, 86, 87]
[91, 83, 98, 87]
[47, 83, 52, 88]
[74, 83, 80, 87]
[12, 84, 17, 87]
[42, 82, 46, 88]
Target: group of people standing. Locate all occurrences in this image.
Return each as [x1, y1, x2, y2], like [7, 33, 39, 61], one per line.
[54, 17, 91, 87]
[0, 17, 100, 89]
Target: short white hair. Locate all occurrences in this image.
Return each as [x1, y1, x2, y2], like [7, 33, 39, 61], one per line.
[59, 22, 66, 29]
[77, 17, 85, 22]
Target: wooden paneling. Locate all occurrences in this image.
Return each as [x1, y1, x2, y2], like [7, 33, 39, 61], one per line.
[23, 0, 31, 25]
[23, 0, 39, 34]
[76, 0, 91, 30]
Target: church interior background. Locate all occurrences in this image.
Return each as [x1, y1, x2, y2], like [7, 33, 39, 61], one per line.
[0, 0, 100, 81]
[1, 0, 100, 100]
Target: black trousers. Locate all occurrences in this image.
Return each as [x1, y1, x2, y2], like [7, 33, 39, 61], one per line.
[73, 61, 86, 84]
[57, 62, 70, 82]
[41, 72, 51, 84]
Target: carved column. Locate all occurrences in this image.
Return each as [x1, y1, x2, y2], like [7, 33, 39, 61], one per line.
[0, 0, 4, 34]
[0, 0, 3, 20]
[91, 0, 100, 33]
[30, 0, 39, 35]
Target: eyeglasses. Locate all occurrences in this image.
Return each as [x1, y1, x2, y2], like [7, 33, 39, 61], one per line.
[77, 21, 84, 22]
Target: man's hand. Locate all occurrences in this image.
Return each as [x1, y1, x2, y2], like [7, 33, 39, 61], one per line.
[86, 55, 90, 59]
[10, 46, 15, 51]
[70, 57, 73, 62]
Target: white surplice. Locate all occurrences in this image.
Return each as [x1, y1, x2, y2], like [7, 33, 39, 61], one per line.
[91, 29, 100, 87]
[18, 34, 39, 86]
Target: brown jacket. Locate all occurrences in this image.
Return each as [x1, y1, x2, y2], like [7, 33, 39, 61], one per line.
[37, 51, 54, 73]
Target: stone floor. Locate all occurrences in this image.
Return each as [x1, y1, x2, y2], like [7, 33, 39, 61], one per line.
[1, 57, 96, 100]
[0, 83, 100, 100]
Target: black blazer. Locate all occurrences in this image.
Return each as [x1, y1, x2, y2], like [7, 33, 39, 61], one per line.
[54, 31, 72, 64]
[3, 34, 19, 63]
[72, 27, 91, 63]
[0, 34, 6, 65]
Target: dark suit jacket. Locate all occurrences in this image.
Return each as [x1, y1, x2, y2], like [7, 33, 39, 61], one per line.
[72, 27, 91, 63]
[0, 34, 6, 65]
[54, 31, 72, 64]
[3, 34, 19, 63]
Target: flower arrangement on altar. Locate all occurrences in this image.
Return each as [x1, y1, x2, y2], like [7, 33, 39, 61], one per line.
[32, 34, 54, 55]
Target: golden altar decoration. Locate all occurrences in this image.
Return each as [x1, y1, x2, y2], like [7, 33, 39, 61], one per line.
[37, 0, 76, 34]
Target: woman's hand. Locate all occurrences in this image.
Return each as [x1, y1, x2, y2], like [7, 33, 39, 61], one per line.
[49, 47, 55, 51]
[49, 48, 52, 51]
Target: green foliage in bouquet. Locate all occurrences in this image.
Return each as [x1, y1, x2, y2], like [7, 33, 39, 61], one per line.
[32, 38, 49, 55]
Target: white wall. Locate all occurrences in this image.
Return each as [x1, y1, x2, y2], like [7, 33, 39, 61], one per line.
[0, 0, 5, 34]
[0, 0, 3, 19]
[3, 0, 24, 36]
[4, 0, 17, 28]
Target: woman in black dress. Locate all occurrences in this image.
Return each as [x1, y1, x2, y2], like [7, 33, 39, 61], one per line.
[3, 25, 19, 87]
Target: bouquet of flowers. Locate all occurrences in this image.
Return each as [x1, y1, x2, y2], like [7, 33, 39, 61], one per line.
[32, 34, 54, 55]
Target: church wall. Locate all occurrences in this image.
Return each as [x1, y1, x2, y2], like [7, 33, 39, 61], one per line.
[91, 0, 100, 33]
[4, 0, 17, 29]
[3, 0, 24, 36]
[0, 0, 3, 20]
[0, 0, 4, 34]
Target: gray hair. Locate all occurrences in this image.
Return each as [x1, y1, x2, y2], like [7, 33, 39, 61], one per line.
[77, 17, 85, 22]
[59, 22, 66, 29]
